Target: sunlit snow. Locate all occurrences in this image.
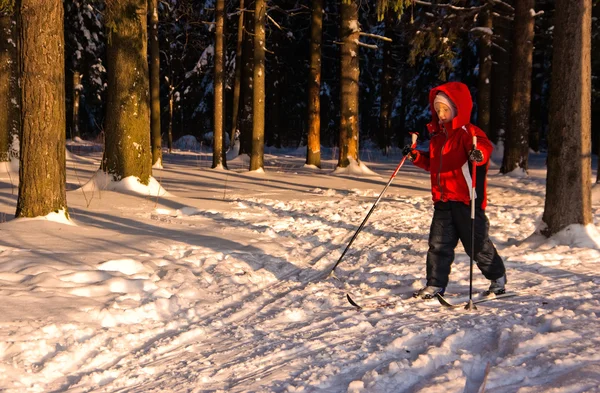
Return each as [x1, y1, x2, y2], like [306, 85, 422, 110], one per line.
[1, 138, 599, 393]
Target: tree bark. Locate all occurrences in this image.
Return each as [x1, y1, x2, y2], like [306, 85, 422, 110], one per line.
[476, 7, 492, 136]
[71, 71, 82, 139]
[104, 0, 152, 185]
[306, 0, 323, 168]
[148, 0, 162, 167]
[168, 89, 173, 153]
[266, 45, 282, 148]
[338, 0, 360, 168]
[249, 0, 265, 171]
[378, 9, 394, 154]
[542, 0, 592, 236]
[15, 0, 67, 218]
[500, 0, 534, 174]
[239, 0, 254, 155]
[0, 10, 19, 162]
[230, 0, 245, 144]
[212, 0, 226, 169]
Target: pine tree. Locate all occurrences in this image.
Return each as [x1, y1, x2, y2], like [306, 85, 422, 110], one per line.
[542, 0, 592, 236]
[64, 0, 106, 140]
[250, 0, 266, 171]
[103, 0, 152, 184]
[212, 0, 227, 169]
[306, 0, 323, 168]
[476, 6, 492, 135]
[149, 0, 162, 167]
[501, 0, 535, 174]
[15, 0, 68, 218]
[0, 1, 18, 163]
[239, 0, 254, 155]
[338, 0, 360, 168]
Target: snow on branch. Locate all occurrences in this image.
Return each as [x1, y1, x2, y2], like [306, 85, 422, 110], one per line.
[357, 42, 379, 50]
[359, 32, 392, 43]
[413, 0, 486, 12]
[470, 27, 493, 36]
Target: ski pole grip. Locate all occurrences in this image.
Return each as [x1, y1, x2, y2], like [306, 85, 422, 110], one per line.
[472, 135, 477, 149]
[411, 133, 418, 146]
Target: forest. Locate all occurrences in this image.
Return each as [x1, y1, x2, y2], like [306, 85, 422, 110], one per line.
[1, 2, 600, 390]
[0, 0, 598, 237]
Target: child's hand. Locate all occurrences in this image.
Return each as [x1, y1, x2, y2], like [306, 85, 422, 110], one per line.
[402, 145, 417, 162]
[469, 148, 483, 163]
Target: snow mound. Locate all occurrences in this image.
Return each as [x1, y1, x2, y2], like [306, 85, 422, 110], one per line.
[80, 171, 172, 197]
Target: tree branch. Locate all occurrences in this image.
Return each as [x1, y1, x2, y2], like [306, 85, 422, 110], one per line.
[359, 32, 392, 42]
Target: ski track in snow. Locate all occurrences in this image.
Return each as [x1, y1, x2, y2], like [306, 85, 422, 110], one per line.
[1, 151, 600, 393]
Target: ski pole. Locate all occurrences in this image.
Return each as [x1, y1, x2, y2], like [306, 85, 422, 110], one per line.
[329, 133, 418, 276]
[465, 135, 477, 311]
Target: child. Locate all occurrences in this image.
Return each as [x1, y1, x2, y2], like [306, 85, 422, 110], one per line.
[403, 81, 507, 299]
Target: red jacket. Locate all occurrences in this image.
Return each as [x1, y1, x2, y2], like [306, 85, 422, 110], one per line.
[412, 82, 492, 209]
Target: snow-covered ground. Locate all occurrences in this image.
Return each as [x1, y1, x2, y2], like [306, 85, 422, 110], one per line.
[1, 139, 599, 393]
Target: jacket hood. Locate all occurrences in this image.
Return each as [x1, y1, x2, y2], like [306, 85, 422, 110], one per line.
[428, 82, 473, 133]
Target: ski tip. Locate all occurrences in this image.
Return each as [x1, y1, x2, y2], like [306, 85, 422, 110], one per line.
[435, 293, 455, 308]
[346, 293, 362, 309]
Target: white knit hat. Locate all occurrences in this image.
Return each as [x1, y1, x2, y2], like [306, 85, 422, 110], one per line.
[433, 92, 457, 120]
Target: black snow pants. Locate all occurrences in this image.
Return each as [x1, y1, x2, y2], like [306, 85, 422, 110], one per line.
[426, 201, 505, 288]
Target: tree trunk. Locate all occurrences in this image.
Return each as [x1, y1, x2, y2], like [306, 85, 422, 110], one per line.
[378, 9, 394, 154]
[0, 11, 19, 162]
[267, 50, 282, 148]
[239, 0, 254, 156]
[338, 0, 360, 168]
[249, 0, 265, 171]
[396, 86, 406, 147]
[529, 66, 542, 153]
[15, 0, 67, 218]
[104, 0, 152, 185]
[71, 71, 82, 140]
[542, 0, 592, 236]
[212, 0, 227, 169]
[489, 9, 511, 145]
[148, 0, 162, 167]
[476, 7, 492, 136]
[230, 0, 245, 144]
[168, 89, 174, 153]
[306, 0, 323, 168]
[500, 0, 534, 174]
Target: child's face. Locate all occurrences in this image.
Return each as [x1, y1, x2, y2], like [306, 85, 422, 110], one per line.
[434, 102, 453, 124]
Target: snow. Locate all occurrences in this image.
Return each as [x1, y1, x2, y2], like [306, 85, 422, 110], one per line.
[14, 208, 73, 226]
[1, 140, 600, 392]
[80, 171, 171, 198]
[471, 27, 493, 36]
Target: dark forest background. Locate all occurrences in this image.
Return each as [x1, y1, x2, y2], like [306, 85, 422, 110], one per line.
[64, 0, 599, 151]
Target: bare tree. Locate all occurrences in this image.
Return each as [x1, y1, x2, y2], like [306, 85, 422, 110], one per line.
[15, 0, 67, 218]
[542, 0, 592, 236]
